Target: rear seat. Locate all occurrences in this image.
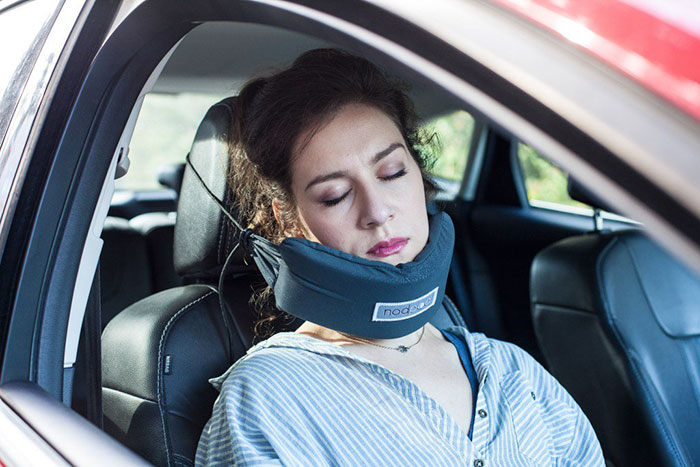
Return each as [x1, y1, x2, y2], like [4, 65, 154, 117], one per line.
[129, 211, 181, 293]
[100, 164, 185, 328]
[100, 217, 154, 328]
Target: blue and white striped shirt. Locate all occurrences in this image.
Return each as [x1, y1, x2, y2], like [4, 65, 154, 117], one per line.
[196, 327, 604, 466]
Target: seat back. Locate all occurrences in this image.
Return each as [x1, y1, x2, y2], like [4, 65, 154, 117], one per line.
[103, 97, 248, 466]
[100, 217, 153, 328]
[531, 229, 700, 466]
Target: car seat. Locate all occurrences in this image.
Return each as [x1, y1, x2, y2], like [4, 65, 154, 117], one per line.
[101, 97, 466, 466]
[530, 179, 700, 466]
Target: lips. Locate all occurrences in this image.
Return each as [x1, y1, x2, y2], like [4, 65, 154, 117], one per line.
[367, 237, 408, 257]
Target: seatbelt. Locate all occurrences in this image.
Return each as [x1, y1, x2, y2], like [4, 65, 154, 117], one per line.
[448, 256, 476, 331]
[442, 294, 467, 329]
[82, 264, 103, 428]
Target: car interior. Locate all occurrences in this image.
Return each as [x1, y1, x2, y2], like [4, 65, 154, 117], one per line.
[3, 7, 699, 467]
[63, 19, 699, 466]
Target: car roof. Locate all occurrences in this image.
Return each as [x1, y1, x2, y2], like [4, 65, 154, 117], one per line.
[152, 22, 464, 119]
[492, 0, 700, 122]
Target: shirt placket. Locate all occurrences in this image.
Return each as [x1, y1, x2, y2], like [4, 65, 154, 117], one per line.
[384, 367, 474, 465]
[470, 374, 491, 465]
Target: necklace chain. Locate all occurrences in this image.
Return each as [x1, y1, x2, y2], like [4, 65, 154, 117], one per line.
[339, 326, 426, 353]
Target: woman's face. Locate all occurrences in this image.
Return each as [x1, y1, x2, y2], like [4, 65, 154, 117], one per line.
[285, 103, 429, 266]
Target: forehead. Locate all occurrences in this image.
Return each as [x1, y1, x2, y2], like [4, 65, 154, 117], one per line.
[293, 103, 403, 169]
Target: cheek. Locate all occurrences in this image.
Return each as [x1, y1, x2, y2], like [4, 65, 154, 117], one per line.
[406, 171, 428, 212]
[296, 205, 352, 250]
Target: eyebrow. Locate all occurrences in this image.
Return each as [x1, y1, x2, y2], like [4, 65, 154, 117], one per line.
[304, 142, 405, 192]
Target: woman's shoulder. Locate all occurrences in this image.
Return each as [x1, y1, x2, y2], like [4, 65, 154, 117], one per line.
[210, 332, 350, 393]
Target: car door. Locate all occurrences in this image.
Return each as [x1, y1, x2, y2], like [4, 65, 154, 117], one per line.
[0, 0, 150, 464]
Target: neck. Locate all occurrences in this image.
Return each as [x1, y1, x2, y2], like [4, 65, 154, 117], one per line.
[295, 321, 433, 347]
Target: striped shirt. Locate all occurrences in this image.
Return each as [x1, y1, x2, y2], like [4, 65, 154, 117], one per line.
[196, 327, 604, 466]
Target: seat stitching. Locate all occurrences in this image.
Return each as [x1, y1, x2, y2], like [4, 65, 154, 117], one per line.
[620, 236, 693, 465]
[217, 213, 225, 263]
[173, 453, 194, 467]
[157, 290, 217, 467]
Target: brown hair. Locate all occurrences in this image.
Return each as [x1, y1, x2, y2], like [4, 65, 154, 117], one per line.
[228, 48, 438, 338]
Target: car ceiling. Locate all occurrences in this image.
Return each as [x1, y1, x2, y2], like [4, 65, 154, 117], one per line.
[152, 21, 458, 119]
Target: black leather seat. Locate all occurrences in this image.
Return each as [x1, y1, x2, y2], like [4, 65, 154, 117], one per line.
[130, 211, 183, 293]
[530, 180, 700, 466]
[100, 160, 186, 330]
[100, 216, 154, 328]
[102, 98, 255, 467]
[102, 97, 466, 466]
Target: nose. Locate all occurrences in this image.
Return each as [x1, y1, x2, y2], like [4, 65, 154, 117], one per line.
[358, 183, 394, 229]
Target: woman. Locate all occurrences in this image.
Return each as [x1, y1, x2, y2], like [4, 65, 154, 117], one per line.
[196, 48, 604, 466]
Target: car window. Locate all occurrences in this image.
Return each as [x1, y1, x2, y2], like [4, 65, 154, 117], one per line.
[116, 92, 225, 191]
[516, 142, 590, 211]
[422, 109, 475, 198]
[0, 0, 61, 145]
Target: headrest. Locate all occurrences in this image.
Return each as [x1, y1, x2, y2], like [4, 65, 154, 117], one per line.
[173, 97, 251, 278]
[567, 176, 616, 214]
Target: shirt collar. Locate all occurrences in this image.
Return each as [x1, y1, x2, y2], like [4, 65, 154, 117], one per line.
[210, 327, 493, 390]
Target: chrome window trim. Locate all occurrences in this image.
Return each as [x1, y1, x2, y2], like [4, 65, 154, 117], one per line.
[528, 200, 641, 225]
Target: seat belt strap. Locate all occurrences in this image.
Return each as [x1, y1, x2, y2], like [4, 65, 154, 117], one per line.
[83, 264, 103, 428]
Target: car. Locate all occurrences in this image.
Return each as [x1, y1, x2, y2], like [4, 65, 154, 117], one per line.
[1, 0, 699, 465]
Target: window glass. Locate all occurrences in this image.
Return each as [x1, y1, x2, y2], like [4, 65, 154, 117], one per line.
[424, 110, 475, 182]
[116, 93, 225, 191]
[517, 142, 589, 210]
[0, 0, 61, 144]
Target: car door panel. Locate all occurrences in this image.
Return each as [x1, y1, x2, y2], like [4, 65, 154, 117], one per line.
[0, 382, 147, 466]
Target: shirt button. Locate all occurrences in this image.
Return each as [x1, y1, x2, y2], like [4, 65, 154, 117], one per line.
[478, 409, 488, 418]
[474, 459, 485, 467]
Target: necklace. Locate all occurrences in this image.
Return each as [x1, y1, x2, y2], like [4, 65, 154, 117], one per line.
[338, 326, 426, 353]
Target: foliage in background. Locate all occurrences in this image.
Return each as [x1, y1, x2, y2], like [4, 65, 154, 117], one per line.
[517, 143, 588, 209]
[423, 110, 474, 181]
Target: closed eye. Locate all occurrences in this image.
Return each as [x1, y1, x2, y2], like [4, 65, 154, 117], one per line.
[322, 190, 350, 207]
[381, 169, 407, 181]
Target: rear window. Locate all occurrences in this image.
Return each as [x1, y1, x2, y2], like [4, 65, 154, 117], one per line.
[424, 110, 475, 182]
[116, 93, 224, 191]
